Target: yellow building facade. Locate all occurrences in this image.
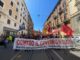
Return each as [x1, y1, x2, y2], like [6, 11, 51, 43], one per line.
[43, 0, 70, 34]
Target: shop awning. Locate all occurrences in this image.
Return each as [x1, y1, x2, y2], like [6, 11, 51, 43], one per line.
[3, 27, 18, 32]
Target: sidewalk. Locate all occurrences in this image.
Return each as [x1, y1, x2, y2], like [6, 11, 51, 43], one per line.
[69, 46, 80, 58]
[75, 46, 80, 50]
[73, 45, 80, 50]
[70, 50, 80, 58]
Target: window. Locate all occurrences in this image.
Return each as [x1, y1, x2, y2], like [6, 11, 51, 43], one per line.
[23, 12, 25, 14]
[78, 16, 80, 21]
[23, 17, 25, 20]
[20, 19, 21, 23]
[21, 8, 22, 11]
[24, 8, 25, 11]
[69, 0, 72, 2]
[20, 14, 22, 16]
[16, 8, 18, 12]
[17, 2, 19, 5]
[7, 19, 10, 24]
[0, 0, 4, 7]
[0, 14, 1, 18]
[9, 9, 12, 16]
[22, 3, 23, 7]
[14, 23, 16, 27]
[21, 31, 23, 34]
[11, 1, 13, 7]
[15, 15, 17, 19]
[22, 22, 25, 25]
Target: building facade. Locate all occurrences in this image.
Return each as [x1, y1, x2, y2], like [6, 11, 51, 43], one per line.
[68, 0, 80, 34]
[43, 0, 70, 34]
[18, 0, 29, 35]
[27, 14, 34, 36]
[0, 0, 20, 35]
[0, 0, 33, 35]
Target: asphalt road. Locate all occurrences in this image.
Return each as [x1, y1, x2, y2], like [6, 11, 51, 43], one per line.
[0, 44, 80, 60]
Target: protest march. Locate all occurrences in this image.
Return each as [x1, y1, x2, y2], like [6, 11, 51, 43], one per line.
[13, 38, 74, 50]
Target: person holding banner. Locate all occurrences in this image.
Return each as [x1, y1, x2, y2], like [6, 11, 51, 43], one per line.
[60, 20, 74, 38]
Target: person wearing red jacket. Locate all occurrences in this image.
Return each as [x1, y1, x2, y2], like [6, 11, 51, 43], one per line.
[61, 24, 74, 38]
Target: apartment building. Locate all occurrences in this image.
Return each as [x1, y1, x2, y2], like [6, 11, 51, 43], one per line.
[43, 0, 70, 34]
[68, 0, 80, 34]
[0, 0, 33, 35]
[18, 0, 29, 34]
[27, 14, 34, 36]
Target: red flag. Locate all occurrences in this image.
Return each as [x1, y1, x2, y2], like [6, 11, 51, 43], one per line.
[61, 24, 74, 37]
[47, 24, 51, 33]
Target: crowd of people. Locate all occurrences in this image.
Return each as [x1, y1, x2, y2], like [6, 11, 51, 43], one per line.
[0, 32, 73, 48]
[0, 34, 13, 48]
[0, 23, 74, 48]
[0, 32, 60, 46]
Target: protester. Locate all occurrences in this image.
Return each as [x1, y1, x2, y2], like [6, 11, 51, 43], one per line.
[6, 35, 13, 43]
[60, 24, 74, 38]
[0, 34, 8, 48]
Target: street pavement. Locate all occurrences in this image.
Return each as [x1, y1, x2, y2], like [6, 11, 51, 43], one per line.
[0, 43, 80, 60]
[0, 43, 18, 60]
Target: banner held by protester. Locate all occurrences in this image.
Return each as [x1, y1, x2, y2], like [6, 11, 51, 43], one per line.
[13, 38, 74, 50]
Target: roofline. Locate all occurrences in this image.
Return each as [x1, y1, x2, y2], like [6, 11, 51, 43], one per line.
[23, 0, 34, 25]
[44, 0, 61, 25]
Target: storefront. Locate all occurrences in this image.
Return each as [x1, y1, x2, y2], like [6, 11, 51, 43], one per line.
[3, 27, 18, 35]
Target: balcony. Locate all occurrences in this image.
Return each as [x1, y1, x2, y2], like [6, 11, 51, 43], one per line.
[59, 9, 64, 15]
[58, 7, 64, 15]
[54, 16, 58, 19]
[19, 23, 25, 30]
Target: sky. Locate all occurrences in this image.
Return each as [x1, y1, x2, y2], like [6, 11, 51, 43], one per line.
[25, 0, 59, 31]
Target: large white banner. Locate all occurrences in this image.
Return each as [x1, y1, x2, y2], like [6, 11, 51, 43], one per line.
[13, 38, 73, 50]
